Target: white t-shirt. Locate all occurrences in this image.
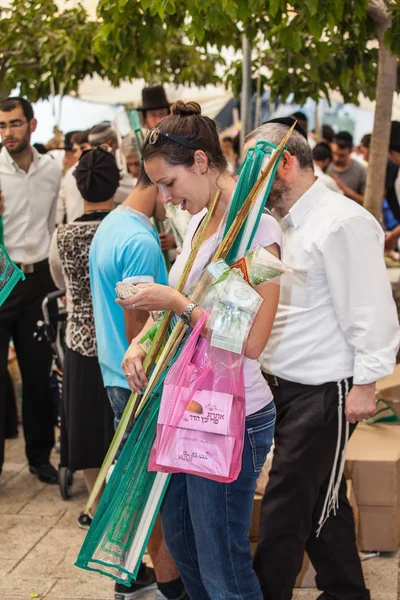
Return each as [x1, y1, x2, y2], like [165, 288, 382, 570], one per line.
[169, 208, 282, 416]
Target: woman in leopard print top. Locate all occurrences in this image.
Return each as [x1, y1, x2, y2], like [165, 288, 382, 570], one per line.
[49, 147, 121, 525]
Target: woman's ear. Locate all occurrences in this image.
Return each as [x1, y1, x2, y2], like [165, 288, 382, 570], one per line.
[193, 150, 209, 174]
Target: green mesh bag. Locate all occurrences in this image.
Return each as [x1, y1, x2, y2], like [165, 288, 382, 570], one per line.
[223, 140, 281, 265]
[75, 364, 172, 584]
[0, 243, 25, 306]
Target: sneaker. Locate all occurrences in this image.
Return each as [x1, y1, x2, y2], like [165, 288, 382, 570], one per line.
[155, 591, 189, 600]
[29, 463, 58, 484]
[115, 565, 157, 599]
[77, 512, 93, 530]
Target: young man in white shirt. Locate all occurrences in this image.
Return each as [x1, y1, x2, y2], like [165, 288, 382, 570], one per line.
[247, 119, 400, 600]
[0, 97, 62, 483]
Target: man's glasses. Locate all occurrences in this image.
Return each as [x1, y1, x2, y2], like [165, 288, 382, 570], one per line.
[0, 120, 28, 132]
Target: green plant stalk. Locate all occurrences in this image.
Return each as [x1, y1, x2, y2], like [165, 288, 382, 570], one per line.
[84, 190, 221, 514]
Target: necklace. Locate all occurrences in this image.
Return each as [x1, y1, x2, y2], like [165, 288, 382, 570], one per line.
[84, 209, 110, 214]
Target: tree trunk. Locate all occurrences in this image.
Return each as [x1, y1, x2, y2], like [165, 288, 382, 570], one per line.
[0, 79, 9, 100]
[240, 35, 252, 149]
[364, 1, 398, 220]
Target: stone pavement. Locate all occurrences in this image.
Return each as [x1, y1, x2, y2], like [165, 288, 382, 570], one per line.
[0, 433, 398, 600]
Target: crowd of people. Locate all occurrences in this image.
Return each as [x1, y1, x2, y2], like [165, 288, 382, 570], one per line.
[0, 88, 399, 600]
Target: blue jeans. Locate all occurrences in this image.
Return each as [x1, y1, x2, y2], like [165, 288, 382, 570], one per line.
[106, 385, 131, 432]
[161, 403, 276, 600]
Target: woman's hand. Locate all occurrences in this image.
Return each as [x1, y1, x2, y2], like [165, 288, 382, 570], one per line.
[117, 283, 188, 314]
[122, 339, 148, 393]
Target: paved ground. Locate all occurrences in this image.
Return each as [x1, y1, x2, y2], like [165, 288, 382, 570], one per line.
[0, 433, 398, 600]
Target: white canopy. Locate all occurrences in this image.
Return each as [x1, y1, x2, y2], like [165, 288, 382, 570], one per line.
[75, 76, 234, 120]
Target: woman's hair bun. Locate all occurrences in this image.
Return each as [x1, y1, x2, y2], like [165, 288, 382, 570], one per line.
[171, 100, 201, 117]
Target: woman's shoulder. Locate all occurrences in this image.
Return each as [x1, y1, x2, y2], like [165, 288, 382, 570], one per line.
[252, 211, 283, 249]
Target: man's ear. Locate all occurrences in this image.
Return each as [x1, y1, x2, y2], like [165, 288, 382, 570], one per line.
[29, 118, 37, 134]
[279, 149, 292, 172]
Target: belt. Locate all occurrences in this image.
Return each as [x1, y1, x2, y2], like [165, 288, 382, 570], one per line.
[15, 258, 49, 274]
[263, 372, 353, 389]
[263, 373, 281, 387]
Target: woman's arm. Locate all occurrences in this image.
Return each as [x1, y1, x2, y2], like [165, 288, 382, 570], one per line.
[49, 230, 65, 291]
[120, 243, 280, 361]
[243, 243, 280, 359]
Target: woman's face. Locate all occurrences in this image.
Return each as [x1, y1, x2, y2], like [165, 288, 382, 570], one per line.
[144, 155, 210, 215]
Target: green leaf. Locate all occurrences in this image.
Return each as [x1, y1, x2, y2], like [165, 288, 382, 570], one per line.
[269, 0, 280, 19]
[304, 0, 318, 18]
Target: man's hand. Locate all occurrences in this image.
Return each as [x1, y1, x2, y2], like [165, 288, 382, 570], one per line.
[0, 191, 4, 216]
[122, 339, 148, 393]
[345, 383, 376, 423]
[159, 232, 176, 252]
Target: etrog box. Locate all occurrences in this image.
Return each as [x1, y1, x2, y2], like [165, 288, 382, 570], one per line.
[345, 423, 400, 551]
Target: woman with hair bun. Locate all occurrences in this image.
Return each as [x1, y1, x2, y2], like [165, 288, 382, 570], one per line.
[119, 101, 282, 599]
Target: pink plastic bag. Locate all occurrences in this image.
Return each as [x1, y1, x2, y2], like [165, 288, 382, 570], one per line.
[149, 313, 246, 483]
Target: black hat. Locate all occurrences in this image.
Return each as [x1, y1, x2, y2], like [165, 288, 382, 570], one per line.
[74, 147, 120, 203]
[137, 85, 170, 112]
[264, 116, 308, 140]
[389, 121, 400, 153]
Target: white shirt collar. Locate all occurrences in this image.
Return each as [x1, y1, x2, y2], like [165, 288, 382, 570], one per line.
[281, 178, 324, 230]
[0, 145, 41, 173]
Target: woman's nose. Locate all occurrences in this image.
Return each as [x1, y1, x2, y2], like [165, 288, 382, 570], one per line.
[158, 186, 172, 204]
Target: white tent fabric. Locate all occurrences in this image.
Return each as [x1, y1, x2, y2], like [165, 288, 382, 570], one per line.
[76, 76, 233, 119]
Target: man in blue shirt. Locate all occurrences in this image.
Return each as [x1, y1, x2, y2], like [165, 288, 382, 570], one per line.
[89, 171, 187, 600]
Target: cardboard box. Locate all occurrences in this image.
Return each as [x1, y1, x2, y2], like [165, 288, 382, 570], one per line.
[345, 423, 400, 506]
[375, 364, 400, 419]
[249, 493, 263, 541]
[255, 455, 272, 496]
[358, 505, 400, 552]
[375, 363, 400, 392]
[345, 423, 400, 551]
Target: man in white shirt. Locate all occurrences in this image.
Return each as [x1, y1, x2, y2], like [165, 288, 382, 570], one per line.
[312, 142, 344, 194]
[0, 97, 61, 483]
[247, 119, 400, 600]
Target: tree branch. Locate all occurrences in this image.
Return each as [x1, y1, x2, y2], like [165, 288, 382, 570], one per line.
[367, 0, 391, 29]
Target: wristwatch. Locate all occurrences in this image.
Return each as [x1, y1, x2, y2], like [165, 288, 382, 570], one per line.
[180, 302, 198, 326]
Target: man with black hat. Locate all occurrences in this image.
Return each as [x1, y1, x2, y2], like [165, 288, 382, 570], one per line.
[138, 85, 182, 254]
[138, 85, 171, 130]
[245, 118, 399, 600]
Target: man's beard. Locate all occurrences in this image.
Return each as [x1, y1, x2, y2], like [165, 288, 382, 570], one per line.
[266, 174, 291, 214]
[6, 132, 30, 156]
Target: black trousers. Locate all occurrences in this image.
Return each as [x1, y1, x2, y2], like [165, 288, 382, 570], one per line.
[0, 264, 55, 468]
[253, 376, 370, 600]
[5, 369, 18, 438]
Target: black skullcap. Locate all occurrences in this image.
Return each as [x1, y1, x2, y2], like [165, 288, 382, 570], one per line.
[74, 147, 120, 203]
[390, 121, 400, 152]
[264, 116, 308, 140]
